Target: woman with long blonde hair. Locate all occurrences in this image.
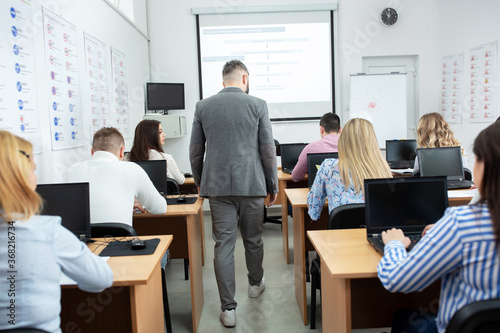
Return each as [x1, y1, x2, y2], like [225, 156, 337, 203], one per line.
[0, 131, 113, 333]
[307, 118, 392, 220]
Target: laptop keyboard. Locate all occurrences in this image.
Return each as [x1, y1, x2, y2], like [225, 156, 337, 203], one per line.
[447, 179, 473, 190]
[282, 168, 293, 174]
[375, 233, 421, 252]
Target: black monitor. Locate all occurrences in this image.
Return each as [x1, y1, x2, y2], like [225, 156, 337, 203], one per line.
[417, 147, 464, 180]
[307, 152, 338, 188]
[280, 143, 307, 173]
[36, 182, 91, 242]
[133, 160, 167, 194]
[146, 82, 185, 114]
[385, 140, 417, 168]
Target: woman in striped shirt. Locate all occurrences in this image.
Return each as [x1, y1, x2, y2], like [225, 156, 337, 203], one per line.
[377, 121, 500, 333]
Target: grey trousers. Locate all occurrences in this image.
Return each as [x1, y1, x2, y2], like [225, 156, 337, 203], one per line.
[208, 196, 265, 311]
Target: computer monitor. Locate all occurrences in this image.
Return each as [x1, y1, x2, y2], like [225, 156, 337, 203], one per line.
[385, 140, 417, 169]
[307, 152, 338, 188]
[36, 182, 91, 242]
[280, 143, 307, 174]
[417, 147, 464, 180]
[146, 82, 185, 114]
[133, 160, 167, 194]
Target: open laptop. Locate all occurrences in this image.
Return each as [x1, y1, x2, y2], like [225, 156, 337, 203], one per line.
[386, 139, 417, 169]
[37, 182, 93, 243]
[280, 143, 307, 174]
[417, 147, 473, 190]
[364, 176, 448, 254]
[307, 152, 338, 188]
[132, 160, 168, 194]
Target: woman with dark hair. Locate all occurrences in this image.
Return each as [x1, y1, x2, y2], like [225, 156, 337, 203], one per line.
[126, 119, 185, 184]
[377, 121, 500, 333]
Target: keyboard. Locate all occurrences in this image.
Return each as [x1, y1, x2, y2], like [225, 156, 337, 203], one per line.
[389, 161, 413, 169]
[447, 179, 473, 190]
[407, 234, 422, 251]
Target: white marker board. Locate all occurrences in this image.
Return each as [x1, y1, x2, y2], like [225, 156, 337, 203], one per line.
[349, 73, 407, 148]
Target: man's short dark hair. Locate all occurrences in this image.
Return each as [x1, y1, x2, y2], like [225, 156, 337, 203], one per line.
[320, 113, 341, 133]
[222, 60, 249, 80]
[92, 127, 124, 153]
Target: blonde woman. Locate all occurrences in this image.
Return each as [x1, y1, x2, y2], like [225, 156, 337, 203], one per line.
[0, 131, 113, 333]
[307, 118, 392, 220]
[414, 112, 468, 170]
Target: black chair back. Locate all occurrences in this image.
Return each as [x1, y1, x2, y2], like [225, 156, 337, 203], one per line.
[446, 299, 500, 333]
[166, 178, 180, 195]
[91, 223, 138, 238]
[328, 203, 366, 230]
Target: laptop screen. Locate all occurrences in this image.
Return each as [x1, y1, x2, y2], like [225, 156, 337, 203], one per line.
[386, 140, 417, 163]
[307, 152, 338, 188]
[417, 147, 464, 180]
[280, 143, 307, 170]
[364, 177, 448, 234]
[133, 160, 167, 193]
[37, 182, 91, 241]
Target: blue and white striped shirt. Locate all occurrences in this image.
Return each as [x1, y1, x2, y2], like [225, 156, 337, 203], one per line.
[378, 203, 500, 333]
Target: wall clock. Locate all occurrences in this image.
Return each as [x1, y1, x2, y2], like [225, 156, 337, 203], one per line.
[380, 7, 398, 26]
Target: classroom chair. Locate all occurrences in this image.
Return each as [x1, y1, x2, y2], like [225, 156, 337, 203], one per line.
[166, 178, 180, 195]
[310, 203, 366, 329]
[446, 299, 500, 333]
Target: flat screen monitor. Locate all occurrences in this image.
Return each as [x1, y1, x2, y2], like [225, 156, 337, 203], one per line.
[417, 147, 464, 180]
[280, 143, 307, 173]
[146, 82, 185, 114]
[307, 152, 338, 188]
[386, 140, 417, 168]
[364, 177, 448, 234]
[36, 182, 91, 242]
[133, 160, 167, 194]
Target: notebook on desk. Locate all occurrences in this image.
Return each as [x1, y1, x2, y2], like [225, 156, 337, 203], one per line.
[280, 143, 307, 174]
[307, 152, 338, 188]
[386, 139, 417, 169]
[364, 176, 448, 255]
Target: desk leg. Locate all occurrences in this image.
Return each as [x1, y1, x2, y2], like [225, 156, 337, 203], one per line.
[293, 205, 307, 325]
[198, 204, 206, 266]
[280, 179, 290, 264]
[321, 260, 351, 333]
[130, 262, 165, 333]
[187, 213, 204, 333]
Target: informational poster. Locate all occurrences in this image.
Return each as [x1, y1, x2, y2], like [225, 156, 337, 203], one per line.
[110, 47, 130, 138]
[84, 33, 110, 137]
[42, 7, 83, 150]
[0, 0, 42, 152]
[441, 53, 464, 124]
[469, 41, 498, 122]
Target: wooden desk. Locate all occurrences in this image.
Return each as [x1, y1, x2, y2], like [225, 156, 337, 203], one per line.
[308, 229, 440, 332]
[285, 187, 472, 326]
[179, 177, 198, 194]
[133, 196, 205, 333]
[61, 235, 172, 333]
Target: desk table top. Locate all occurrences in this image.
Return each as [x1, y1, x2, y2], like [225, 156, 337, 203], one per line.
[134, 195, 203, 217]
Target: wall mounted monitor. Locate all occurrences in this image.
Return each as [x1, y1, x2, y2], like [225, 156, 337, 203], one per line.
[146, 82, 185, 114]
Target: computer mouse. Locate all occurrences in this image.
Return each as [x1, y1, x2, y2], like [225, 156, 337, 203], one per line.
[131, 238, 146, 250]
[177, 196, 187, 203]
[184, 172, 193, 178]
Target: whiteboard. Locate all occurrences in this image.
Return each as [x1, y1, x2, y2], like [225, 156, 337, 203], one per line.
[349, 73, 407, 148]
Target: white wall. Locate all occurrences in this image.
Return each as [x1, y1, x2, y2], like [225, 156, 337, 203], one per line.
[439, 0, 500, 160]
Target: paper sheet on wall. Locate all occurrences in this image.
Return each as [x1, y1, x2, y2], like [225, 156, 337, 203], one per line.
[110, 47, 130, 138]
[42, 7, 84, 150]
[0, 0, 43, 153]
[468, 41, 498, 123]
[441, 53, 464, 124]
[84, 33, 111, 137]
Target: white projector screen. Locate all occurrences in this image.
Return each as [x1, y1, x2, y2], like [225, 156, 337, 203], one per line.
[196, 11, 334, 120]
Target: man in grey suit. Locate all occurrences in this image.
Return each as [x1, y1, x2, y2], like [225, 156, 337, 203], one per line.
[190, 60, 278, 328]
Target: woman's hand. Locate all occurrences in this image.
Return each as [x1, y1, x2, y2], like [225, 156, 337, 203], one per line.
[382, 228, 411, 248]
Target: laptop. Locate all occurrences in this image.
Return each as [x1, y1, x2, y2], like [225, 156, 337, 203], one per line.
[132, 160, 168, 194]
[280, 143, 307, 174]
[417, 147, 473, 190]
[307, 152, 338, 188]
[386, 139, 417, 169]
[36, 182, 93, 243]
[364, 177, 448, 254]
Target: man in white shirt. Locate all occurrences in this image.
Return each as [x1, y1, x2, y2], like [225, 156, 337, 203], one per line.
[67, 127, 167, 226]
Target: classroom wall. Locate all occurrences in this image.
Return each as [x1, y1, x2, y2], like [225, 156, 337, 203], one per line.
[438, 0, 500, 161]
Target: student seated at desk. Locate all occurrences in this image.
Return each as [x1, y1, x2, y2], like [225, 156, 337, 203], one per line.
[126, 119, 185, 185]
[378, 122, 500, 333]
[0, 131, 113, 333]
[307, 118, 392, 220]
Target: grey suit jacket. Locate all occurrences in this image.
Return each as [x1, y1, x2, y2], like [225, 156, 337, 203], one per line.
[189, 87, 278, 197]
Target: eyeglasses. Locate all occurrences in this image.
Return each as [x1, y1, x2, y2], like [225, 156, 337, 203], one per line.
[19, 150, 30, 159]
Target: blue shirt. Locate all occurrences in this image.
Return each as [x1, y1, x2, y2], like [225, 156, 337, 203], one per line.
[307, 158, 364, 221]
[378, 204, 500, 333]
[0, 215, 113, 333]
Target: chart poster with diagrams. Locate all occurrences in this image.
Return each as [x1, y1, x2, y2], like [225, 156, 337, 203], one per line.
[0, 0, 42, 152]
[469, 41, 498, 123]
[441, 53, 464, 124]
[84, 33, 110, 137]
[42, 7, 83, 150]
[111, 47, 130, 138]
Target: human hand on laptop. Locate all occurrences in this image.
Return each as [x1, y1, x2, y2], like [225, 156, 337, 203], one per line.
[133, 198, 146, 213]
[421, 224, 435, 236]
[382, 228, 411, 248]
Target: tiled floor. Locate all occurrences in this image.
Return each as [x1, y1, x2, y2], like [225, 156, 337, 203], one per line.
[164, 208, 391, 333]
